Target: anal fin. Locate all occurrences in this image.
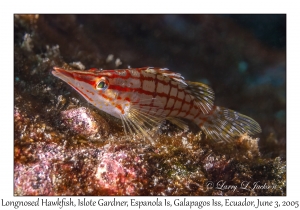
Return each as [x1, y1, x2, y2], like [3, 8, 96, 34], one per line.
[166, 117, 189, 131]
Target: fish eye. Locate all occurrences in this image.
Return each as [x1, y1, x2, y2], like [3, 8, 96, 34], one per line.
[96, 78, 108, 90]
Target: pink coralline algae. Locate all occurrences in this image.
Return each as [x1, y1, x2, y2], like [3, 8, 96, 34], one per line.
[14, 161, 54, 196]
[95, 149, 147, 195]
[14, 142, 61, 196]
[60, 107, 110, 140]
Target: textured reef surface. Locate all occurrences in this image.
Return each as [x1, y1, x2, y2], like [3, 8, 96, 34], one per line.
[14, 14, 286, 195]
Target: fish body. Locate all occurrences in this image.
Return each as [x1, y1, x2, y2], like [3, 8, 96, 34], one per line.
[52, 66, 261, 142]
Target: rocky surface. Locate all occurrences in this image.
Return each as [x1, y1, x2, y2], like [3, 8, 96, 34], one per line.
[14, 14, 286, 195]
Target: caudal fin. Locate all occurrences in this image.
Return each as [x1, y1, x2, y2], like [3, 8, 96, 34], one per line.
[198, 106, 261, 142]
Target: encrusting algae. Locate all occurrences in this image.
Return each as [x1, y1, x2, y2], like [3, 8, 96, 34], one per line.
[52, 66, 261, 143]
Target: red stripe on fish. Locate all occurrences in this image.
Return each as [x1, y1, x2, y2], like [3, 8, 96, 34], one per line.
[72, 86, 94, 102]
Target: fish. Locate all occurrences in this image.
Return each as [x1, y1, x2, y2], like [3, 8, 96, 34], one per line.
[52, 66, 261, 143]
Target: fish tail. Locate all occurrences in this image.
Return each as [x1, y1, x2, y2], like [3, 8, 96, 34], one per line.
[196, 106, 261, 142]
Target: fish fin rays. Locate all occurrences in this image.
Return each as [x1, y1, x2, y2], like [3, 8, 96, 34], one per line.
[120, 106, 165, 144]
[166, 117, 189, 131]
[141, 68, 215, 111]
[140, 67, 188, 86]
[120, 99, 192, 143]
[186, 81, 215, 114]
[198, 106, 262, 143]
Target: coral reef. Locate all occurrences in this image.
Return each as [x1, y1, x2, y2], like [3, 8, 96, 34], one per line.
[14, 14, 286, 195]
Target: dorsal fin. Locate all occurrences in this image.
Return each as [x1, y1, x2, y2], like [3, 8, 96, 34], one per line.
[139, 67, 215, 114]
[88, 68, 99, 72]
[186, 81, 215, 114]
[140, 67, 187, 86]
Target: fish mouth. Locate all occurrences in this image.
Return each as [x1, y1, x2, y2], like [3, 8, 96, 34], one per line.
[52, 67, 75, 80]
[52, 66, 63, 76]
[52, 66, 67, 75]
[52, 67, 94, 102]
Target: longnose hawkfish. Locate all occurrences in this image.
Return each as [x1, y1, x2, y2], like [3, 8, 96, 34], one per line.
[52, 66, 261, 143]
